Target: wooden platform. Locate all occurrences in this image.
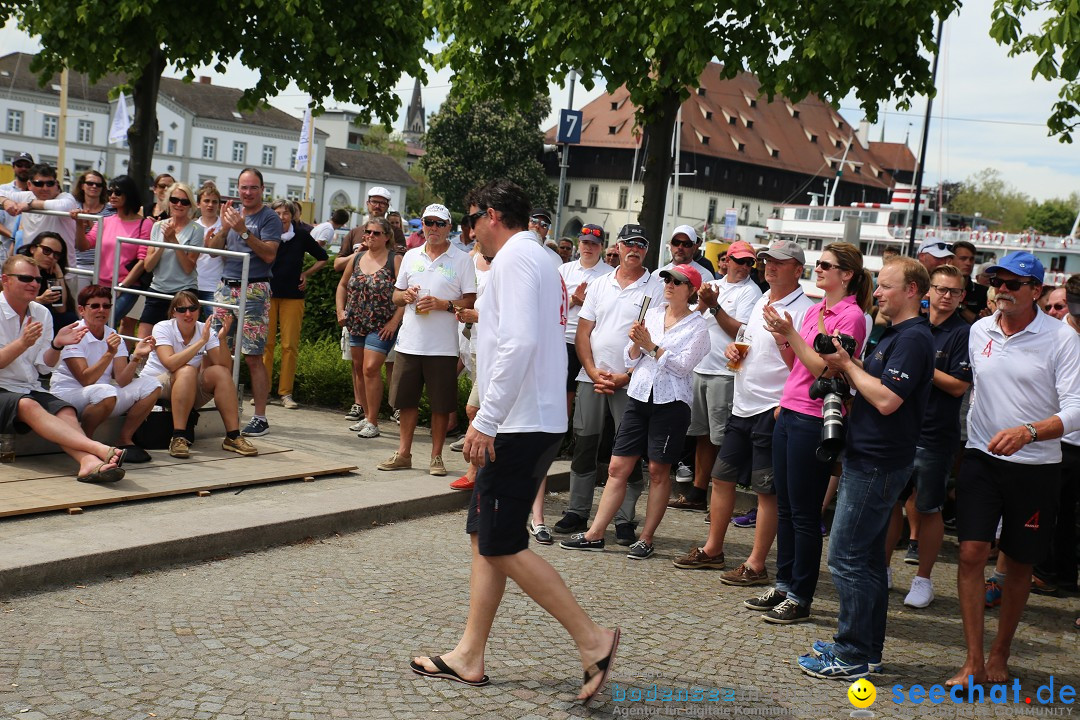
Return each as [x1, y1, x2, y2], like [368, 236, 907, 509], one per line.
[0, 441, 357, 518]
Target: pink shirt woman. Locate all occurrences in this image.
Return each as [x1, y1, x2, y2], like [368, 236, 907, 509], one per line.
[779, 294, 867, 416]
[86, 215, 151, 287]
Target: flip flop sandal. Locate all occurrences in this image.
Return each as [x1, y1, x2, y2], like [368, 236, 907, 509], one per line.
[77, 463, 126, 484]
[107, 446, 127, 468]
[409, 655, 490, 687]
[581, 627, 621, 708]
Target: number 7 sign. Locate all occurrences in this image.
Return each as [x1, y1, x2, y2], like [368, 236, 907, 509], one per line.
[557, 109, 583, 144]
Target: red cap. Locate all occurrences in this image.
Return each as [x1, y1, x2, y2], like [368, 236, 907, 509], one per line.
[726, 241, 756, 260]
[660, 263, 703, 290]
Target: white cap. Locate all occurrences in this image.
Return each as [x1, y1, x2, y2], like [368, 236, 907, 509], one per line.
[367, 186, 392, 201]
[422, 203, 451, 222]
[917, 239, 954, 258]
[672, 224, 698, 244]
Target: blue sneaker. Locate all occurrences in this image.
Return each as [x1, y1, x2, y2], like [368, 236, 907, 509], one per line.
[798, 650, 869, 680]
[241, 416, 270, 437]
[732, 508, 757, 528]
[811, 641, 882, 674]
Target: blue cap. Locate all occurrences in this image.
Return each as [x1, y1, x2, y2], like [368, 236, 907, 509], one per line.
[983, 251, 1045, 283]
[409, 218, 422, 231]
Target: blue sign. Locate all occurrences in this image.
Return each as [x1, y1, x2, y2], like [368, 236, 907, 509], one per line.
[557, 109, 583, 144]
[723, 209, 738, 241]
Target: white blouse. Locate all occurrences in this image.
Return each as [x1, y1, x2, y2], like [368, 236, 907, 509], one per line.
[623, 305, 711, 406]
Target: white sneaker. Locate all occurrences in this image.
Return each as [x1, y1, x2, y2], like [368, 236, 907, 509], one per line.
[886, 567, 893, 591]
[904, 576, 934, 608]
[349, 419, 372, 432]
[450, 437, 466, 453]
[675, 463, 693, 482]
[357, 423, 380, 439]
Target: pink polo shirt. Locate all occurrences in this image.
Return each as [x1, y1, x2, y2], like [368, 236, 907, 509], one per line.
[779, 294, 868, 417]
[86, 215, 151, 287]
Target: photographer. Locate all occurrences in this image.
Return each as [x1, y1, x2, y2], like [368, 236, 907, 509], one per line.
[798, 256, 934, 680]
[754, 242, 871, 625]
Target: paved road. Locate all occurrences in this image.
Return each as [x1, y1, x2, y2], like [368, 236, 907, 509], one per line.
[0, 495, 1076, 719]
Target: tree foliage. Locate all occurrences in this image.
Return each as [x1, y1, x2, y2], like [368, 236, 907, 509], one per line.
[948, 168, 1033, 231]
[990, 0, 1080, 142]
[1024, 195, 1079, 236]
[427, 0, 960, 266]
[421, 88, 556, 215]
[2, 0, 429, 203]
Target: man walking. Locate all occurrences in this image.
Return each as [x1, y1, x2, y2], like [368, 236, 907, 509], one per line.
[800, 256, 935, 680]
[410, 180, 619, 705]
[206, 168, 281, 437]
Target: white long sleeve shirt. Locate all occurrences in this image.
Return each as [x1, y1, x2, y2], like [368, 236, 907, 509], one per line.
[623, 305, 711, 406]
[966, 310, 1080, 465]
[472, 232, 568, 436]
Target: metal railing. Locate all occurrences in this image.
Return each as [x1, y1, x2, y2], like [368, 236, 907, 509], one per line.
[111, 235, 251, 389]
[11, 208, 105, 281]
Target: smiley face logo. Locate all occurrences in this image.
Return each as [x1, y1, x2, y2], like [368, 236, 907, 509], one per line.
[848, 678, 876, 708]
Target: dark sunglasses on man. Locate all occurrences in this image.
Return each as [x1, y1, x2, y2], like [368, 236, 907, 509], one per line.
[988, 276, 1035, 291]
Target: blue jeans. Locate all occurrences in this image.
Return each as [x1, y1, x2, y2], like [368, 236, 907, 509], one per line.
[196, 290, 216, 321]
[772, 408, 833, 607]
[829, 460, 913, 664]
[112, 287, 139, 323]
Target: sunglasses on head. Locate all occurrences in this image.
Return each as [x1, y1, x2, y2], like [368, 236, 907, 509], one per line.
[923, 242, 953, 252]
[530, 218, 551, 229]
[174, 305, 200, 314]
[815, 259, 844, 272]
[670, 239, 695, 248]
[168, 196, 192, 207]
[4, 273, 40, 284]
[730, 256, 756, 267]
[85, 302, 113, 310]
[423, 219, 448, 228]
[35, 245, 60, 257]
[82, 180, 104, 188]
[580, 227, 603, 238]
[662, 276, 687, 286]
[988, 276, 1035, 291]
[30, 180, 57, 188]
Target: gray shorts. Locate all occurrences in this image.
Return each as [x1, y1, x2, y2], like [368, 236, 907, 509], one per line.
[687, 373, 734, 445]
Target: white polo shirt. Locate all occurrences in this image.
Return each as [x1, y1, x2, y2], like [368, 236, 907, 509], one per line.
[394, 242, 477, 357]
[0, 294, 54, 393]
[966, 310, 1080, 465]
[472, 231, 567, 436]
[52, 320, 127, 394]
[1063, 316, 1080, 447]
[559, 258, 615, 343]
[576, 268, 664, 382]
[733, 288, 816, 417]
[143, 319, 220, 378]
[693, 275, 763, 376]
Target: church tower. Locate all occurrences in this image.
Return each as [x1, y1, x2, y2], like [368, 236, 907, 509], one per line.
[403, 77, 426, 146]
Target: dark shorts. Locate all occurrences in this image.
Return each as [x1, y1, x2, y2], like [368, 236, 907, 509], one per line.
[465, 432, 562, 556]
[611, 396, 691, 465]
[898, 443, 956, 513]
[139, 294, 176, 326]
[388, 351, 459, 413]
[565, 342, 582, 392]
[0, 389, 74, 434]
[956, 448, 1062, 565]
[713, 409, 777, 494]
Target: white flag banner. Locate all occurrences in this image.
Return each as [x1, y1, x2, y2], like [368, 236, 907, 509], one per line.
[108, 90, 132, 144]
[295, 107, 312, 170]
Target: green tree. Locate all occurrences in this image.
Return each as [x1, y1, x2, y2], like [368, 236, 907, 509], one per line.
[2, 0, 429, 205]
[405, 166, 441, 217]
[1024, 197, 1079, 236]
[948, 168, 1034, 231]
[421, 87, 556, 214]
[991, 0, 1080, 141]
[427, 0, 959, 267]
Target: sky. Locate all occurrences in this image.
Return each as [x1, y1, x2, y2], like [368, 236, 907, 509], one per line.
[2, 0, 1077, 203]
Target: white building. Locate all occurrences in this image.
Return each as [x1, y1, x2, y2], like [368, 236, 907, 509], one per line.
[0, 52, 412, 223]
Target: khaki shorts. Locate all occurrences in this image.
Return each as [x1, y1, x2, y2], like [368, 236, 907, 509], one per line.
[389, 352, 459, 413]
[158, 371, 215, 410]
[687, 373, 734, 445]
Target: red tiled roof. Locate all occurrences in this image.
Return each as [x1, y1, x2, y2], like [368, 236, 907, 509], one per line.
[868, 141, 917, 174]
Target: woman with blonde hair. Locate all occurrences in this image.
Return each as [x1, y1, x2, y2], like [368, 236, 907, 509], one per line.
[138, 181, 203, 338]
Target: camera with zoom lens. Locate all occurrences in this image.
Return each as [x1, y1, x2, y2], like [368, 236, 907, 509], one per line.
[813, 332, 857, 356]
[808, 373, 850, 463]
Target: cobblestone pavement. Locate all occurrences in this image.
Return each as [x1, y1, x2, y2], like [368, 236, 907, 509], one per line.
[0, 494, 1076, 720]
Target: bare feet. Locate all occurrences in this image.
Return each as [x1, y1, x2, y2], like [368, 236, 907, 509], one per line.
[577, 627, 620, 704]
[945, 663, 987, 689]
[411, 653, 487, 685]
[985, 652, 1010, 683]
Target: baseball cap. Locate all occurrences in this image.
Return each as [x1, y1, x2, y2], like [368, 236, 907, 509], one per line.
[917, 240, 954, 258]
[659, 264, 703, 291]
[530, 207, 552, 222]
[759, 240, 806, 265]
[726, 240, 756, 260]
[12, 152, 33, 166]
[367, 186, 392, 201]
[422, 203, 451, 222]
[579, 224, 605, 243]
[671, 224, 698, 244]
[617, 223, 647, 242]
[983, 251, 1045, 283]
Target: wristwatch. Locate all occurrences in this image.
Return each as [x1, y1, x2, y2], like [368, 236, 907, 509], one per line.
[1023, 423, 1038, 443]
[240, 231, 251, 240]
[645, 344, 659, 358]
[445, 300, 455, 313]
[708, 306, 720, 316]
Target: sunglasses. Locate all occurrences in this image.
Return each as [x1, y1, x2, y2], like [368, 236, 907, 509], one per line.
[930, 284, 964, 297]
[605, 252, 619, 258]
[169, 196, 192, 207]
[155, 183, 172, 190]
[4, 273, 40, 284]
[85, 302, 113, 310]
[662, 276, 687, 286]
[581, 227, 603, 238]
[922, 242, 953, 252]
[174, 305, 200, 314]
[620, 238, 648, 249]
[730, 256, 756, 267]
[423, 219, 448, 228]
[35, 245, 60, 257]
[530, 218, 551, 229]
[13, 162, 31, 169]
[368, 198, 389, 205]
[466, 209, 486, 225]
[82, 180, 104, 188]
[107, 188, 124, 196]
[1048, 303, 1067, 311]
[988, 276, 1035, 291]
[30, 180, 57, 188]
[670, 239, 695, 248]
[815, 260, 845, 272]
[363, 229, 385, 236]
